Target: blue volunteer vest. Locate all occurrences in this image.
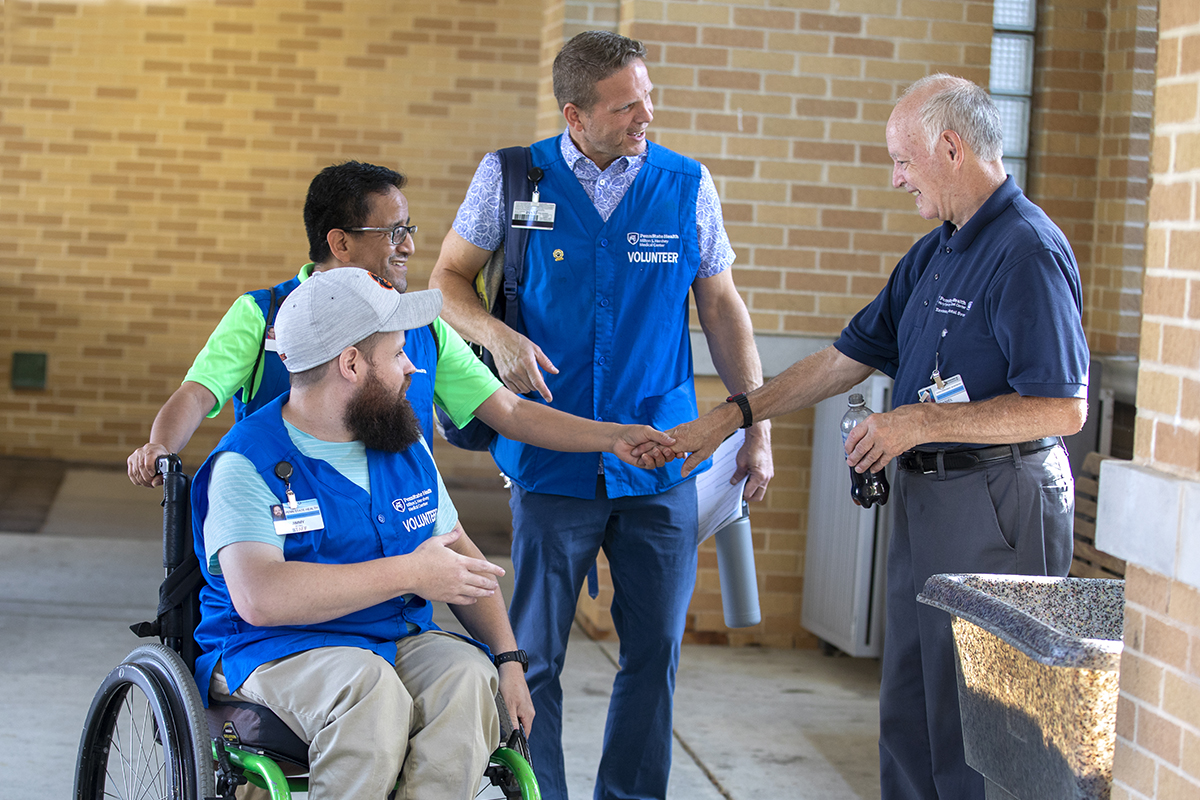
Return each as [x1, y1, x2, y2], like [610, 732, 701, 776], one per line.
[489, 138, 706, 499]
[234, 276, 301, 421]
[191, 393, 447, 701]
[234, 269, 439, 442]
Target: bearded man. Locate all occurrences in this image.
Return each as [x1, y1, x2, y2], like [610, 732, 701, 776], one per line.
[190, 268, 532, 800]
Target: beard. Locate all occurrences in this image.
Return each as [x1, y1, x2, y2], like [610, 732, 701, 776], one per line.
[343, 369, 422, 453]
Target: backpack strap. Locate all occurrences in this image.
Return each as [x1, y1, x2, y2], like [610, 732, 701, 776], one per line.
[495, 146, 534, 332]
[245, 286, 277, 405]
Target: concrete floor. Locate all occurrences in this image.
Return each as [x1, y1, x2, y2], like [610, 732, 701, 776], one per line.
[0, 467, 882, 799]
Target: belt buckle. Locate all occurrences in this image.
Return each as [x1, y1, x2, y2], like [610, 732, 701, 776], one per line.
[921, 455, 937, 475]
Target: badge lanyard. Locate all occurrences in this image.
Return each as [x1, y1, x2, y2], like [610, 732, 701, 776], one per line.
[919, 326, 971, 404]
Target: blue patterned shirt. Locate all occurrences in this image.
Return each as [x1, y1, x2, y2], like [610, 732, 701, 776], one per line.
[452, 129, 735, 278]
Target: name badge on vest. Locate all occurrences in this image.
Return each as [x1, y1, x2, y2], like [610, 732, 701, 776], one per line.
[511, 201, 555, 230]
[270, 498, 325, 535]
[264, 325, 278, 353]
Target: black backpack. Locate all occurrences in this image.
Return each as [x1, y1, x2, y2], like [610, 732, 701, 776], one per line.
[437, 146, 536, 451]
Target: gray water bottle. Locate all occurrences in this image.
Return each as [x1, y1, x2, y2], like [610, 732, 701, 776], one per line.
[714, 500, 761, 627]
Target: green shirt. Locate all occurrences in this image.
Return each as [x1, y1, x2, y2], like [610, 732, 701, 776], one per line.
[183, 264, 502, 428]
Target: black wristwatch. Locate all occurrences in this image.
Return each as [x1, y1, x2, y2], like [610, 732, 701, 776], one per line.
[726, 392, 753, 429]
[493, 649, 529, 673]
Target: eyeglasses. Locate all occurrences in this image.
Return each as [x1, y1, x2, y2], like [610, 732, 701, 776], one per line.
[345, 223, 418, 245]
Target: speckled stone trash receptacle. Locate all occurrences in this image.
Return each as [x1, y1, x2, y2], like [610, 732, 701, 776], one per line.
[918, 574, 1124, 800]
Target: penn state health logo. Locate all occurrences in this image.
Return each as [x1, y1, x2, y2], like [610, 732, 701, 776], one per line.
[392, 498, 406, 512]
[627, 233, 640, 245]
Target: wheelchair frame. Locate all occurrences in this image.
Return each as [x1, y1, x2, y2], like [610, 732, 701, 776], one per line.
[74, 454, 540, 800]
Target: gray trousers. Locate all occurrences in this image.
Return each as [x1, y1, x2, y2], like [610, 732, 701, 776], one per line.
[878, 443, 1074, 800]
[211, 632, 499, 800]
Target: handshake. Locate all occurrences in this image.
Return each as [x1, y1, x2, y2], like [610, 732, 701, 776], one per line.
[606, 409, 773, 503]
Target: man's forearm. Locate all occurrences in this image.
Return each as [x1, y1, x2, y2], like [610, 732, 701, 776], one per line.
[843, 392, 1088, 473]
[899, 393, 1087, 445]
[746, 345, 875, 425]
[429, 230, 504, 347]
[148, 381, 218, 453]
[473, 390, 616, 454]
[446, 530, 519, 654]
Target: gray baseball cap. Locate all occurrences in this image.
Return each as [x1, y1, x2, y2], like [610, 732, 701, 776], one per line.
[274, 268, 443, 373]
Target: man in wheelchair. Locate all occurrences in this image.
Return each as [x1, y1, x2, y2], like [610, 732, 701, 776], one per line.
[191, 266, 532, 799]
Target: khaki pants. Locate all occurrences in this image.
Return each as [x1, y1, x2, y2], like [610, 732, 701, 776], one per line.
[210, 632, 499, 800]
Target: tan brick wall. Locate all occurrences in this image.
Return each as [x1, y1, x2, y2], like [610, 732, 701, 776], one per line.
[0, 0, 542, 475]
[1113, 567, 1200, 798]
[629, 0, 993, 338]
[1110, 0, 1200, 795]
[1135, 0, 1200, 477]
[1028, 0, 1154, 359]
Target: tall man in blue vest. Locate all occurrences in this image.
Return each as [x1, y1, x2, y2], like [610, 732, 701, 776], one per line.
[431, 30, 774, 800]
[192, 268, 532, 799]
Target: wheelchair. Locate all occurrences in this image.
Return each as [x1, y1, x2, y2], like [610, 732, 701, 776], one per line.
[74, 455, 540, 800]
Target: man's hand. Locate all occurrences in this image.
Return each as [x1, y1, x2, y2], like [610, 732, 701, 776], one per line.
[489, 326, 559, 403]
[843, 404, 926, 474]
[128, 381, 217, 487]
[611, 425, 677, 469]
[659, 404, 741, 479]
[498, 663, 536, 736]
[128, 443, 172, 487]
[407, 529, 505, 605]
[735, 426, 773, 501]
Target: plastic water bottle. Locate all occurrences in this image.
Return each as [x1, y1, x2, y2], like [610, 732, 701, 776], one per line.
[840, 393, 890, 509]
[714, 501, 761, 627]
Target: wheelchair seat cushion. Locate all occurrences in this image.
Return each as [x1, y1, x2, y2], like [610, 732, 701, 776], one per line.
[206, 700, 310, 768]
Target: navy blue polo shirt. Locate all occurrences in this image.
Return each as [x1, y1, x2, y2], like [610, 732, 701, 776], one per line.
[835, 178, 1089, 427]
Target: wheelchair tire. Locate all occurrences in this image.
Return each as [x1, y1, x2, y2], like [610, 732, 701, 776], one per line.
[75, 644, 216, 800]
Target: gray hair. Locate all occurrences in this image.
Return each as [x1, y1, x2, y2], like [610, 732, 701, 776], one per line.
[901, 74, 1004, 162]
[552, 31, 647, 112]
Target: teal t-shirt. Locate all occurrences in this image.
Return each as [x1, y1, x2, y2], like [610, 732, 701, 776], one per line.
[183, 264, 501, 428]
[203, 422, 458, 574]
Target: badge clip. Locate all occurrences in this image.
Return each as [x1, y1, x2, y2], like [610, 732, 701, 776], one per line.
[274, 461, 298, 510]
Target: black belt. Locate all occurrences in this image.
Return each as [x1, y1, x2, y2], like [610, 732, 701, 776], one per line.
[896, 437, 1060, 473]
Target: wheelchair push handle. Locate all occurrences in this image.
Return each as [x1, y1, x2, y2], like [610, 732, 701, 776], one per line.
[156, 453, 184, 476]
[156, 453, 190, 573]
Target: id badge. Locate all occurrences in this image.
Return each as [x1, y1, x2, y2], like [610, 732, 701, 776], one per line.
[264, 325, 278, 353]
[511, 201, 556, 230]
[270, 498, 325, 535]
[918, 374, 971, 404]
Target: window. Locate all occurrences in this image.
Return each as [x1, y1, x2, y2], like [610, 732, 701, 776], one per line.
[990, 0, 1036, 189]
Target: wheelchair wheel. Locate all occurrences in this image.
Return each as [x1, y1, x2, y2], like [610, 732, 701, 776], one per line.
[76, 644, 216, 800]
[484, 693, 539, 799]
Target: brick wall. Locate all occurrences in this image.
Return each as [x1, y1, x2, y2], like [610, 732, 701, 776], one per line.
[0, 0, 542, 469]
[1028, 0, 1153, 359]
[1113, 567, 1200, 798]
[1135, 0, 1200, 477]
[1108, 0, 1200, 795]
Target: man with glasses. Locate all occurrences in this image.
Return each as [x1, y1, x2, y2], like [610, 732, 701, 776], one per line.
[128, 161, 673, 488]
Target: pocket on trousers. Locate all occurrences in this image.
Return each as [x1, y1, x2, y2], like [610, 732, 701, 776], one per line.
[980, 467, 1019, 553]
